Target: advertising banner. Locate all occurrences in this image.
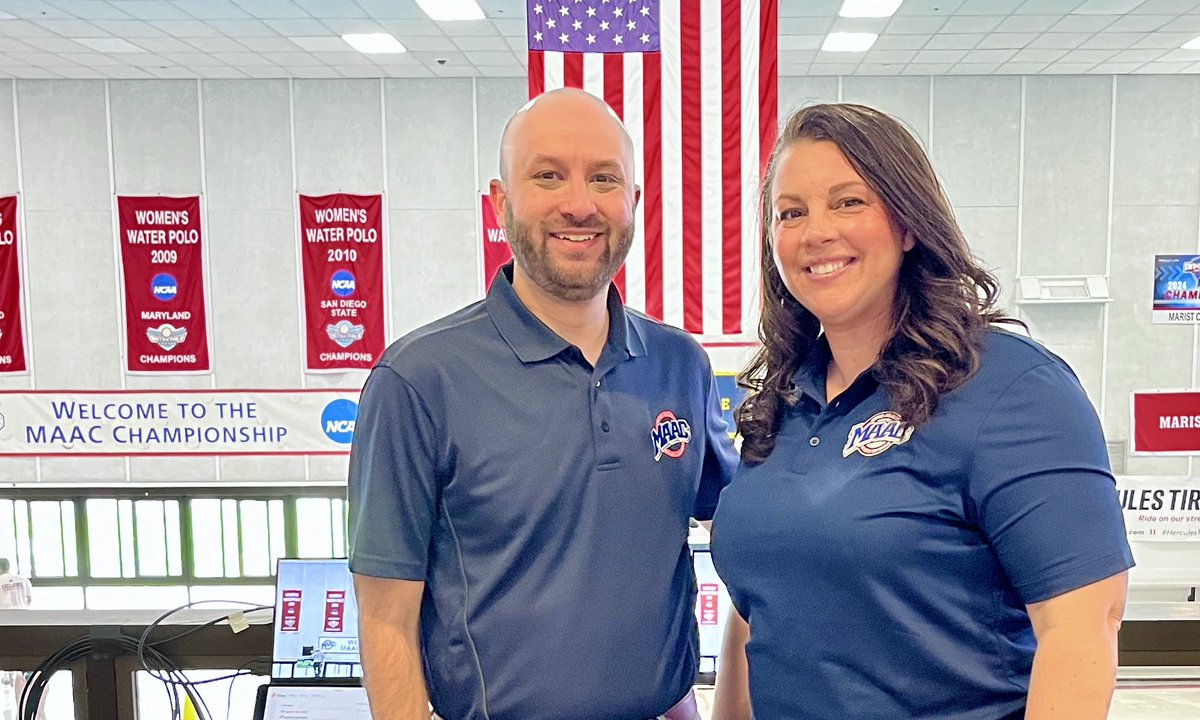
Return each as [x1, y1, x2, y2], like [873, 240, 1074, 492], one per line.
[1153, 254, 1200, 324]
[0, 390, 359, 457]
[117, 195, 211, 373]
[298, 193, 386, 372]
[0, 195, 28, 373]
[1117, 475, 1200, 542]
[481, 195, 513, 291]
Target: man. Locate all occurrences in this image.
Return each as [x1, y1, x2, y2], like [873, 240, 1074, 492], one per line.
[0, 558, 31, 609]
[348, 88, 737, 720]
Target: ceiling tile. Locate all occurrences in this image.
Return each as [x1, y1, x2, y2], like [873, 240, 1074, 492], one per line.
[893, 0, 965, 14]
[107, 2, 193, 21]
[462, 50, 517, 65]
[231, 0, 311, 19]
[886, 16, 949, 34]
[207, 19, 278, 36]
[1011, 47, 1068, 61]
[193, 66, 250, 77]
[133, 38, 203, 53]
[1132, 31, 1199, 46]
[398, 35, 460, 52]
[1079, 31, 1149, 48]
[779, 17, 834, 34]
[209, 51, 276, 66]
[1157, 14, 1200, 31]
[854, 63, 905, 74]
[939, 16, 1005, 33]
[262, 17, 328, 35]
[947, 62, 1003, 73]
[31, 19, 112, 36]
[319, 18, 388, 34]
[491, 18, 524, 36]
[923, 33, 986, 49]
[956, 0, 1024, 14]
[185, 36, 253, 52]
[1016, 0, 1088, 12]
[288, 36, 350, 52]
[410, 50, 469, 67]
[865, 49, 918, 64]
[452, 35, 510, 51]
[1087, 61, 1145, 71]
[778, 34, 825, 51]
[284, 65, 338, 76]
[170, 0, 253, 20]
[91, 20, 169, 37]
[830, 17, 890, 34]
[812, 50, 863, 64]
[1049, 14, 1118, 31]
[381, 65, 435, 77]
[1072, 0, 1146, 13]
[1042, 61, 1100, 72]
[1153, 46, 1200, 60]
[292, 0, 367, 18]
[811, 63, 861, 75]
[1108, 47, 1171, 60]
[1137, 0, 1200, 11]
[20, 36, 92, 52]
[976, 32, 1038, 48]
[1133, 60, 1192, 70]
[437, 19, 497, 36]
[914, 48, 968, 63]
[1027, 31, 1093, 47]
[778, 50, 816, 64]
[901, 62, 953, 73]
[236, 36, 303, 52]
[996, 61, 1049, 72]
[0, 1, 71, 20]
[1104, 14, 1175, 31]
[503, 35, 526, 54]
[309, 49, 371, 64]
[477, 65, 524, 77]
[1060, 48, 1119, 61]
[52, 1, 135, 20]
[238, 64, 288, 77]
[778, 0, 844, 17]
[870, 34, 930, 50]
[996, 15, 1064, 32]
[151, 20, 227, 36]
[254, 50, 318, 64]
[963, 48, 1020, 62]
[353, 0, 428, 19]
[381, 19, 444, 36]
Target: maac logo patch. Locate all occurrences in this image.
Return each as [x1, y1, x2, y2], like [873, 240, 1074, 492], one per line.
[651, 410, 692, 461]
[842, 411, 913, 458]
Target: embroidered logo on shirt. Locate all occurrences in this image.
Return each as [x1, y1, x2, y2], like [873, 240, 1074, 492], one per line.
[652, 410, 692, 461]
[842, 411, 914, 458]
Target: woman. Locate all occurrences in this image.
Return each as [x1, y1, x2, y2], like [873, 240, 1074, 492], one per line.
[709, 104, 1133, 719]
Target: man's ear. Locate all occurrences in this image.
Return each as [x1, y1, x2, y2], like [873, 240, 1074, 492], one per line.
[488, 178, 507, 220]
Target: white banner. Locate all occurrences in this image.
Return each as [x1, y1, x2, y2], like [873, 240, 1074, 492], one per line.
[0, 390, 360, 457]
[1117, 475, 1200, 542]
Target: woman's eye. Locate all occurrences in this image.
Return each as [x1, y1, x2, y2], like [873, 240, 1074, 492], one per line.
[778, 208, 805, 221]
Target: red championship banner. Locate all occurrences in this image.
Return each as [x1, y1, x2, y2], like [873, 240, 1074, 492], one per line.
[117, 196, 210, 373]
[0, 196, 28, 373]
[481, 195, 512, 291]
[324, 589, 346, 633]
[280, 589, 302, 633]
[698, 583, 719, 626]
[299, 193, 386, 371]
[1132, 391, 1200, 454]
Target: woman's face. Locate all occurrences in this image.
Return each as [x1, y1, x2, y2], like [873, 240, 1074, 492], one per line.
[769, 139, 913, 336]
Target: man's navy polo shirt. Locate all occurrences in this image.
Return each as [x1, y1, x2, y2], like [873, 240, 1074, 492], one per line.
[711, 329, 1133, 719]
[349, 266, 737, 720]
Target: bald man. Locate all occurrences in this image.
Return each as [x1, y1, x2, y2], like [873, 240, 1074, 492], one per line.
[349, 89, 736, 720]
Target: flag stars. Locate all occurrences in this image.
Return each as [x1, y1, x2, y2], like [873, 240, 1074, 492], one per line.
[600, 19, 609, 31]
[572, 19, 582, 30]
[613, 33, 623, 45]
[560, 32, 570, 43]
[586, 33, 596, 44]
[640, 5, 650, 16]
[547, 17, 556, 28]
[626, 19, 636, 30]
[613, 6, 623, 17]
[533, 3, 543, 14]
[534, 30, 544, 42]
[640, 32, 650, 44]
[586, 6, 596, 17]
[559, 5, 569, 15]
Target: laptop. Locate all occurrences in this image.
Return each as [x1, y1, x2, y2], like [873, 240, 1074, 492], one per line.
[252, 558, 370, 720]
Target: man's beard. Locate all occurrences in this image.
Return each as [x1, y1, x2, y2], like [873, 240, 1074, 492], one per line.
[505, 204, 634, 302]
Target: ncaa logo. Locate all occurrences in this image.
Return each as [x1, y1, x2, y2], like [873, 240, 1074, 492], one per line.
[321, 399, 358, 444]
[651, 410, 692, 461]
[151, 273, 178, 302]
[331, 270, 356, 298]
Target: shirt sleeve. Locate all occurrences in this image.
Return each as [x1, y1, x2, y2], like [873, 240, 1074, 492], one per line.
[693, 368, 738, 521]
[347, 365, 442, 580]
[967, 360, 1134, 605]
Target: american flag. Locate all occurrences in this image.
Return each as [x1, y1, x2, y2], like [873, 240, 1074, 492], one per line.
[527, 0, 778, 339]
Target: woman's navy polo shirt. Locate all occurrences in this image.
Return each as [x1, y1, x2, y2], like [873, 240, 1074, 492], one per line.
[348, 267, 737, 720]
[710, 329, 1134, 719]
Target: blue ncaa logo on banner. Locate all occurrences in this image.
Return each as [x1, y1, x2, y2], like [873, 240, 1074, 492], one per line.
[151, 273, 179, 302]
[331, 270, 356, 298]
[321, 399, 358, 444]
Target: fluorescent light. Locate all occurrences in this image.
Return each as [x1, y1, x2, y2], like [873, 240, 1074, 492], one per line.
[1184, 36, 1200, 50]
[821, 32, 878, 52]
[341, 33, 407, 54]
[839, 0, 904, 17]
[415, 0, 485, 21]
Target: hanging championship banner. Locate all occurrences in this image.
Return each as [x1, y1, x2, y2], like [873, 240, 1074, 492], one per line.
[0, 389, 360, 456]
[298, 193, 386, 372]
[0, 196, 28, 373]
[481, 195, 512, 292]
[117, 196, 210, 373]
[1153, 254, 1200, 324]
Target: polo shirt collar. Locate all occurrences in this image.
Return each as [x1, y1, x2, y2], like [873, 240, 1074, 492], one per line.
[792, 335, 881, 408]
[487, 263, 646, 364]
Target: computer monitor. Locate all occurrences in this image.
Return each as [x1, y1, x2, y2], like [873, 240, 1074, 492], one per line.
[272, 558, 362, 679]
[252, 683, 371, 720]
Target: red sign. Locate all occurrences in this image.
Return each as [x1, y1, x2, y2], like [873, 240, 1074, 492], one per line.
[698, 583, 719, 626]
[1132, 391, 1200, 454]
[481, 195, 512, 291]
[117, 196, 210, 373]
[298, 194, 386, 371]
[324, 589, 346, 633]
[0, 196, 28, 373]
[280, 589, 302, 633]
